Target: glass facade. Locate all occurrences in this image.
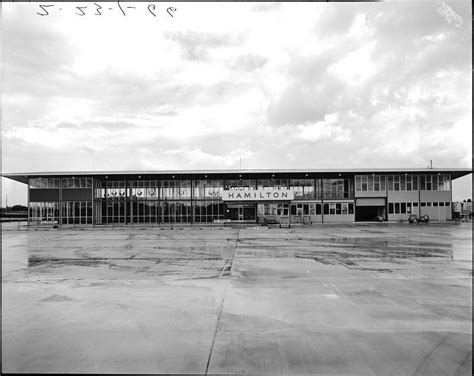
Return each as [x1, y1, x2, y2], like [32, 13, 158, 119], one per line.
[419, 174, 450, 191]
[355, 175, 386, 192]
[62, 178, 93, 188]
[61, 201, 93, 224]
[289, 179, 316, 199]
[29, 178, 60, 189]
[387, 175, 418, 191]
[323, 202, 354, 215]
[193, 180, 224, 199]
[29, 202, 60, 224]
[322, 179, 351, 199]
[25, 171, 456, 225]
[258, 203, 290, 216]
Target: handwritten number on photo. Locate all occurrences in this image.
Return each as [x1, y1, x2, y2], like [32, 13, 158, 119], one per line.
[148, 4, 157, 17]
[37, 4, 54, 16]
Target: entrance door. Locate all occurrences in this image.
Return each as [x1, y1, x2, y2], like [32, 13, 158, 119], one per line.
[225, 203, 256, 222]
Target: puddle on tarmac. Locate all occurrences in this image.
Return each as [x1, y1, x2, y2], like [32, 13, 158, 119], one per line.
[14, 227, 466, 281]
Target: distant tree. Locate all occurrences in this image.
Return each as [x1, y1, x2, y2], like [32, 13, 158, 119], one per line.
[11, 205, 28, 211]
[468, 199, 472, 202]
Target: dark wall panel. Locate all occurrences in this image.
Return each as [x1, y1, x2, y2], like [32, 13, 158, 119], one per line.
[62, 189, 93, 201]
[30, 189, 59, 202]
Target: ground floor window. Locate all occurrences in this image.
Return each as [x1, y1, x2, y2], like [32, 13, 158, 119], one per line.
[130, 201, 161, 223]
[388, 201, 430, 214]
[258, 203, 289, 216]
[323, 202, 354, 215]
[29, 202, 59, 224]
[62, 201, 93, 224]
[193, 201, 224, 223]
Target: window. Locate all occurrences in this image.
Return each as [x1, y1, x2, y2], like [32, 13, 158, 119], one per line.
[29, 202, 60, 223]
[426, 175, 432, 191]
[380, 176, 386, 191]
[290, 205, 296, 215]
[435, 174, 450, 191]
[323, 179, 349, 198]
[395, 202, 400, 214]
[394, 176, 400, 191]
[445, 202, 450, 206]
[439, 202, 444, 207]
[389, 203, 394, 214]
[336, 203, 341, 215]
[303, 204, 309, 215]
[400, 175, 406, 191]
[323, 204, 329, 215]
[421, 202, 426, 207]
[433, 202, 438, 207]
[388, 176, 393, 191]
[355, 176, 361, 191]
[29, 178, 61, 189]
[361, 175, 368, 191]
[413, 202, 418, 207]
[407, 202, 412, 214]
[316, 203, 322, 215]
[329, 203, 336, 215]
[401, 203, 406, 214]
[61, 178, 93, 189]
[342, 203, 348, 215]
[427, 202, 432, 207]
[290, 179, 315, 199]
[61, 201, 93, 224]
[349, 203, 354, 214]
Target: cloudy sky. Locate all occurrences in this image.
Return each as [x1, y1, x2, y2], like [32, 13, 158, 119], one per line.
[2, 1, 472, 204]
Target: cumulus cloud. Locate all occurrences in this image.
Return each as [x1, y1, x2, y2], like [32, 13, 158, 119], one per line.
[164, 30, 244, 60]
[231, 54, 268, 71]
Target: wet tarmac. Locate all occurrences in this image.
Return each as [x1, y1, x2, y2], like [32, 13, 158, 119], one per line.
[2, 222, 472, 374]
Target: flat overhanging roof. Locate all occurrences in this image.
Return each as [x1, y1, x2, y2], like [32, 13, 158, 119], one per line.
[2, 168, 472, 185]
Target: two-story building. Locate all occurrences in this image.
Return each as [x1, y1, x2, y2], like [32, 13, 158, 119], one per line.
[2, 168, 471, 226]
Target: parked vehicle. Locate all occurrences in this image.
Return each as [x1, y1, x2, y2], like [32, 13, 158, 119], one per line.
[408, 214, 429, 224]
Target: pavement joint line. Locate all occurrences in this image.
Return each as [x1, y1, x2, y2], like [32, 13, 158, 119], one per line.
[204, 228, 240, 376]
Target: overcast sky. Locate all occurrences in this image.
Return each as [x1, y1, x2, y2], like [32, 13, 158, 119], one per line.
[2, 1, 472, 205]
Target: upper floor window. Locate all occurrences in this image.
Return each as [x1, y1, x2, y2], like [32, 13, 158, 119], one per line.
[225, 179, 256, 190]
[29, 178, 60, 189]
[355, 175, 385, 192]
[419, 174, 450, 191]
[289, 179, 315, 198]
[256, 179, 289, 190]
[194, 180, 224, 199]
[387, 175, 418, 191]
[62, 178, 93, 188]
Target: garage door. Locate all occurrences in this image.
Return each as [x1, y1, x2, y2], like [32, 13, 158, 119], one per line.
[356, 198, 386, 206]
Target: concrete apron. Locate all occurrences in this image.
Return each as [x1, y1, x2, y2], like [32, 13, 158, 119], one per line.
[2, 224, 472, 374]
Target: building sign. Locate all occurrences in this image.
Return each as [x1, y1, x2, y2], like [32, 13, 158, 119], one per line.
[222, 189, 294, 201]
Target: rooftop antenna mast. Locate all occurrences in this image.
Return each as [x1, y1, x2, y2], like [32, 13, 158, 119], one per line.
[430, 160, 433, 169]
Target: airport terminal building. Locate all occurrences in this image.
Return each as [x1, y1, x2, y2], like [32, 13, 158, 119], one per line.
[3, 168, 471, 226]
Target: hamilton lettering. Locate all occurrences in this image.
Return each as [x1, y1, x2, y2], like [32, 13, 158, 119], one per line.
[222, 189, 294, 201]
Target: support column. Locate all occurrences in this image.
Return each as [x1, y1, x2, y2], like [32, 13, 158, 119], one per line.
[27, 178, 30, 226]
[321, 178, 324, 224]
